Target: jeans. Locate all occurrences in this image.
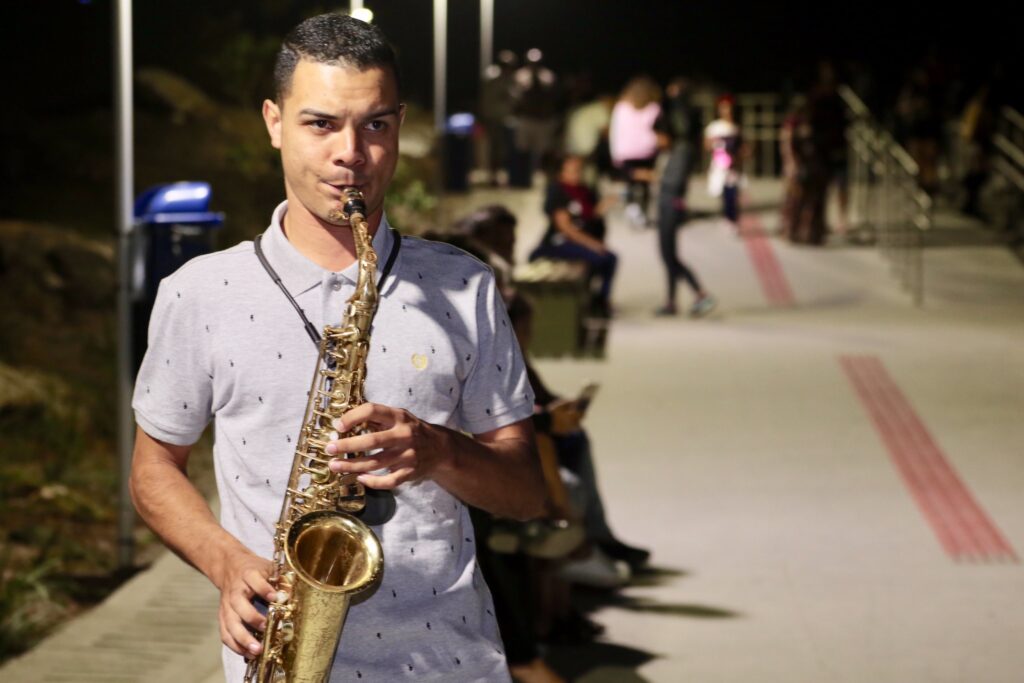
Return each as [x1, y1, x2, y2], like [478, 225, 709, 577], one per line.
[530, 241, 618, 305]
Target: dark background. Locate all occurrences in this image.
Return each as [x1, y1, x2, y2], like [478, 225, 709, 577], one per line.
[1, 0, 1018, 231]
[4, 1, 1017, 113]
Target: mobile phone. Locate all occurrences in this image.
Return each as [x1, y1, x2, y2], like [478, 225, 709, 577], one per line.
[576, 383, 599, 413]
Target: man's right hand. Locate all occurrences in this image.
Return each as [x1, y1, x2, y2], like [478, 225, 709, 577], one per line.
[213, 550, 277, 657]
[129, 428, 279, 658]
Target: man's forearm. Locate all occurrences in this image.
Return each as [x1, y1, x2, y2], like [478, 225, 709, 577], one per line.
[431, 425, 547, 521]
[130, 443, 248, 588]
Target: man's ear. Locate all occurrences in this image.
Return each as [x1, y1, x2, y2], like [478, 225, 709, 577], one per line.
[262, 99, 283, 150]
[398, 103, 407, 126]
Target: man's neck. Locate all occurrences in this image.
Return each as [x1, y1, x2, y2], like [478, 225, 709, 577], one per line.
[281, 202, 383, 272]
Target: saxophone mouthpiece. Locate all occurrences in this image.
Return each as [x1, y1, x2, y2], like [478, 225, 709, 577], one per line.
[341, 188, 367, 222]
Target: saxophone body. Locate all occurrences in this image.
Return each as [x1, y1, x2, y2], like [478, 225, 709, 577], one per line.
[246, 189, 385, 683]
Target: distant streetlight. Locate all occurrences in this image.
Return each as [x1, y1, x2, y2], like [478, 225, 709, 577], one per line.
[480, 0, 493, 77]
[350, 1, 373, 23]
[434, 0, 447, 133]
[114, 0, 135, 571]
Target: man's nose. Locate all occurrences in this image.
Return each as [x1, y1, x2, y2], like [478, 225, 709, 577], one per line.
[331, 126, 365, 167]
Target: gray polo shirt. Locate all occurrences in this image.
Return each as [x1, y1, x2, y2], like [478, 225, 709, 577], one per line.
[133, 202, 534, 682]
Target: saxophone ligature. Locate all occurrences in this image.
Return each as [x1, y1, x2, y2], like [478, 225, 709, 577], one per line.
[246, 188, 385, 683]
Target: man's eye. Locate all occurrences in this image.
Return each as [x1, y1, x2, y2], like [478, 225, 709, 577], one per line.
[311, 119, 332, 130]
[366, 120, 387, 132]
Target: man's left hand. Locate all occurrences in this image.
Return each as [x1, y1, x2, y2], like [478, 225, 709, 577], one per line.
[325, 403, 452, 489]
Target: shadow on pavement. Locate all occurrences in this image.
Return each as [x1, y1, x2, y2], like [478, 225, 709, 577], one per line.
[542, 565, 741, 681]
[548, 641, 656, 682]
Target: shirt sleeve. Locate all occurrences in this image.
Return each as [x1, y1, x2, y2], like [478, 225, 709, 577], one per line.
[543, 182, 569, 216]
[456, 269, 535, 434]
[132, 274, 214, 446]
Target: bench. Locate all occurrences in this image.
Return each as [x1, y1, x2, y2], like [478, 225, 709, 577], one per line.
[513, 259, 608, 358]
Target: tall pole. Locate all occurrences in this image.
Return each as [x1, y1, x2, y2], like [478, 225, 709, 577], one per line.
[480, 0, 494, 77]
[114, 0, 135, 570]
[433, 0, 447, 135]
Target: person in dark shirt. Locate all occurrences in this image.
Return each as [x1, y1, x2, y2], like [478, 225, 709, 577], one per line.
[653, 78, 716, 317]
[529, 154, 618, 317]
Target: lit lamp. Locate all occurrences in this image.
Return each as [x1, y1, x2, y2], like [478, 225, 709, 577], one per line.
[350, 1, 374, 23]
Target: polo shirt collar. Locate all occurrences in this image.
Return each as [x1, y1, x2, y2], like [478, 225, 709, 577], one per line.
[260, 200, 396, 296]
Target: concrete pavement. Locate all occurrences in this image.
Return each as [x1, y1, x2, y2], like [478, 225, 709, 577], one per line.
[4, 176, 1022, 682]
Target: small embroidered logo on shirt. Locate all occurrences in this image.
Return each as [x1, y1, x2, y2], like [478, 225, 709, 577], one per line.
[411, 353, 428, 370]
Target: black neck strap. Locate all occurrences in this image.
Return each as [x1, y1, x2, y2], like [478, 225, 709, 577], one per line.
[253, 228, 402, 346]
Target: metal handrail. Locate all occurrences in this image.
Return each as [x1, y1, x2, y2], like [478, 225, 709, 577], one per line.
[840, 85, 931, 306]
[992, 106, 1024, 194]
[1001, 106, 1024, 132]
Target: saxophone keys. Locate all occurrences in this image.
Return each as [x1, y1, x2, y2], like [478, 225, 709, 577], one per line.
[338, 499, 366, 514]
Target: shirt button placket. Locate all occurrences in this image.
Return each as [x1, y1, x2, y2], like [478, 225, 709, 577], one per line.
[324, 275, 347, 325]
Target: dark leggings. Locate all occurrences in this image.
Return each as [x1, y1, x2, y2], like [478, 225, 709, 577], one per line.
[620, 157, 657, 212]
[657, 143, 703, 303]
[656, 193, 703, 302]
[723, 184, 740, 223]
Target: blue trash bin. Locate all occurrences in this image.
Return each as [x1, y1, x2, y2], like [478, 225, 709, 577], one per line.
[443, 112, 475, 192]
[132, 181, 224, 373]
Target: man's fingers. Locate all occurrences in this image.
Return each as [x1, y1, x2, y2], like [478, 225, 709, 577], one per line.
[228, 616, 263, 657]
[335, 403, 397, 432]
[328, 452, 387, 474]
[325, 430, 393, 456]
[220, 602, 261, 656]
[242, 567, 276, 603]
[231, 592, 267, 632]
[327, 421, 415, 457]
[220, 624, 246, 656]
[328, 444, 411, 475]
[357, 466, 416, 490]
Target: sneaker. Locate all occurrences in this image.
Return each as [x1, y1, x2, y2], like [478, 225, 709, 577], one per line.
[689, 295, 717, 318]
[654, 303, 677, 317]
[624, 202, 647, 229]
[559, 546, 631, 589]
[598, 539, 651, 573]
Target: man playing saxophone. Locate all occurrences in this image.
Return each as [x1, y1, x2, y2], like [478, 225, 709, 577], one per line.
[129, 13, 546, 682]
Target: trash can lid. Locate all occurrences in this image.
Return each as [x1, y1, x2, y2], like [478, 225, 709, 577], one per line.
[445, 112, 475, 135]
[135, 181, 225, 226]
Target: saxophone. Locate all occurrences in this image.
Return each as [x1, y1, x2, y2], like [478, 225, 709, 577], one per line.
[246, 188, 385, 683]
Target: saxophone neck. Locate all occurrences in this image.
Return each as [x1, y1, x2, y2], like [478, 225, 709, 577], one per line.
[350, 218, 380, 308]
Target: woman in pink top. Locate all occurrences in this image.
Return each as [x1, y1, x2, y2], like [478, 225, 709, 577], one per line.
[609, 76, 662, 227]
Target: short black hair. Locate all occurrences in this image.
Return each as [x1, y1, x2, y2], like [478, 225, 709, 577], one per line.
[455, 205, 517, 238]
[273, 13, 401, 102]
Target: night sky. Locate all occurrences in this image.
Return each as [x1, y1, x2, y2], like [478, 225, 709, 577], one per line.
[5, 1, 1017, 115]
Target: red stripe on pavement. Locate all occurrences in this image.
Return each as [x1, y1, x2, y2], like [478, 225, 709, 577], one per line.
[740, 214, 795, 307]
[840, 355, 1018, 563]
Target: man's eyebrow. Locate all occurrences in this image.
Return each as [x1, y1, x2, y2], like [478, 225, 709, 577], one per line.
[297, 108, 339, 119]
[296, 107, 402, 120]
[364, 107, 402, 120]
